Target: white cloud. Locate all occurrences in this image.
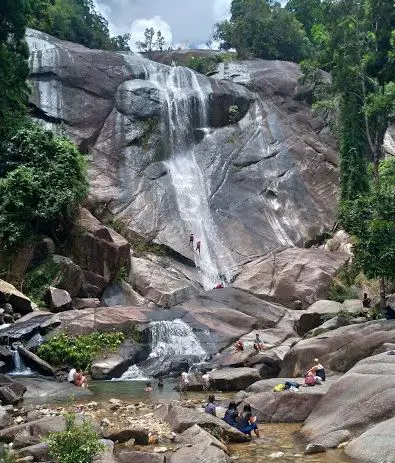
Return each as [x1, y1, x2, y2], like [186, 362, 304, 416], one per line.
[212, 0, 231, 22]
[129, 15, 173, 51]
[93, 0, 120, 36]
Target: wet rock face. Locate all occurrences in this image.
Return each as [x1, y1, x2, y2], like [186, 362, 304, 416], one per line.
[27, 29, 339, 279]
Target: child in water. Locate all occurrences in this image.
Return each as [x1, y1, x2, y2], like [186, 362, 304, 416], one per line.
[145, 382, 153, 392]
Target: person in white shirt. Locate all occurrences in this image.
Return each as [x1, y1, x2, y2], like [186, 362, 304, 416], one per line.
[68, 368, 76, 383]
[202, 372, 210, 391]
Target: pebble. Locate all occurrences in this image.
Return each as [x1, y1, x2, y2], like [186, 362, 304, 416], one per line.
[269, 452, 285, 458]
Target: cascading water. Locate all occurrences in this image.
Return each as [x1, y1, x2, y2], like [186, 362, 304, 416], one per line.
[117, 319, 206, 380]
[133, 57, 237, 289]
[9, 350, 32, 376]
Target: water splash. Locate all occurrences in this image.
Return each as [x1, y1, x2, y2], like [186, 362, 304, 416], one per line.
[114, 364, 148, 381]
[9, 350, 33, 376]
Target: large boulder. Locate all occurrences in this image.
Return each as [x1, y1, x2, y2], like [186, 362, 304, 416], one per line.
[344, 417, 395, 463]
[46, 286, 73, 313]
[0, 374, 26, 403]
[132, 257, 200, 306]
[18, 346, 55, 376]
[157, 404, 249, 443]
[91, 340, 149, 380]
[117, 451, 165, 463]
[0, 406, 11, 429]
[234, 249, 349, 308]
[0, 280, 34, 316]
[0, 312, 55, 344]
[302, 352, 395, 445]
[295, 300, 348, 336]
[71, 208, 131, 284]
[209, 367, 261, 391]
[51, 255, 85, 297]
[280, 320, 395, 377]
[17, 377, 92, 401]
[101, 281, 148, 307]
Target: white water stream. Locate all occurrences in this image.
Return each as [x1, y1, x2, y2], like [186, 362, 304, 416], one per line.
[134, 59, 237, 289]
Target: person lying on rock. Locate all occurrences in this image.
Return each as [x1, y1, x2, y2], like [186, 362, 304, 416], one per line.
[223, 401, 238, 427]
[308, 358, 326, 382]
[204, 395, 216, 416]
[237, 404, 260, 438]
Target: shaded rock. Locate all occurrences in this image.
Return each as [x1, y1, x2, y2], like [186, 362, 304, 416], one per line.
[0, 347, 13, 369]
[312, 430, 351, 449]
[176, 424, 228, 454]
[342, 299, 364, 313]
[0, 416, 66, 443]
[18, 346, 55, 376]
[170, 441, 230, 463]
[345, 417, 395, 463]
[280, 320, 395, 376]
[0, 281, 34, 316]
[133, 257, 200, 307]
[242, 390, 325, 422]
[159, 404, 248, 443]
[105, 429, 136, 444]
[295, 300, 345, 336]
[0, 406, 11, 429]
[304, 443, 326, 454]
[0, 361, 7, 373]
[46, 287, 72, 313]
[72, 208, 130, 284]
[81, 270, 108, 297]
[17, 377, 92, 401]
[72, 297, 101, 310]
[52, 255, 85, 297]
[13, 432, 41, 450]
[94, 440, 115, 463]
[0, 386, 22, 405]
[101, 281, 148, 308]
[117, 451, 165, 463]
[17, 443, 49, 461]
[0, 312, 54, 344]
[234, 249, 349, 308]
[302, 352, 395, 444]
[209, 368, 261, 391]
[91, 340, 149, 380]
[0, 375, 26, 402]
[306, 315, 351, 338]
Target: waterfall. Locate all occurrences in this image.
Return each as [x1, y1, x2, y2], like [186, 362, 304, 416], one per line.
[117, 319, 206, 380]
[112, 364, 148, 381]
[132, 57, 236, 289]
[9, 350, 32, 376]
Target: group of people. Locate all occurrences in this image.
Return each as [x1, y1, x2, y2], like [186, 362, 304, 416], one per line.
[145, 377, 164, 392]
[204, 396, 259, 438]
[189, 233, 201, 254]
[234, 333, 266, 353]
[67, 368, 88, 388]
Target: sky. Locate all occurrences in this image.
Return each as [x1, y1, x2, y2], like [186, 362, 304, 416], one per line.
[94, 0, 234, 50]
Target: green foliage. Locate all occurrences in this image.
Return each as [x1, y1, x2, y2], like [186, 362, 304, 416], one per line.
[327, 281, 359, 303]
[340, 158, 395, 281]
[45, 412, 104, 463]
[185, 55, 223, 75]
[0, 445, 16, 463]
[136, 28, 166, 56]
[37, 331, 125, 370]
[23, 259, 60, 304]
[0, 123, 89, 250]
[228, 105, 239, 124]
[29, 0, 130, 51]
[214, 0, 313, 61]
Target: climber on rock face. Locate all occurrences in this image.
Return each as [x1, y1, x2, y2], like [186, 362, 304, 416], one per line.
[196, 240, 201, 254]
[189, 233, 194, 247]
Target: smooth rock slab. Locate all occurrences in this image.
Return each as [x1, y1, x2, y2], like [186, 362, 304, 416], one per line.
[17, 377, 92, 401]
[302, 352, 395, 444]
[345, 417, 395, 463]
[209, 368, 261, 391]
[117, 451, 165, 463]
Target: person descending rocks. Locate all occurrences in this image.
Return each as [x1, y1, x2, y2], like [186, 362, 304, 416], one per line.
[202, 371, 210, 391]
[189, 233, 194, 247]
[204, 395, 216, 416]
[253, 333, 265, 352]
[196, 240, 201, 254]
[362, 292, 371, 308]
[237, 404, 260, 437]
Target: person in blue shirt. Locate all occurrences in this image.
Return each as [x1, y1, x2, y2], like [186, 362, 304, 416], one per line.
[223, 401, 238, 427]
[204, 395, 216, 416]
[237, 404, 260, 437]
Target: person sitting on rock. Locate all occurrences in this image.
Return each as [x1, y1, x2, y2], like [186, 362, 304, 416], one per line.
[234, 339, 244, 352]
[74, 369, 88, 388]
[204, 395, 216, 416]
[253, 333, 265, 352]
[68, 367, 77, 384]
[202, 372, 210, 391]
[309, 358, 326, 382]
[237, 404, 260, 437]
[145, 382, 153, 392]
[223, 401, 238, 427]
[303, 370, 318, 386]
[215, 282, 224, 289]
[362, 293, 371, 308]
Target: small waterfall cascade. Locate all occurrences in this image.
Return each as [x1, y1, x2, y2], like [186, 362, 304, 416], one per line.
[130, 57, 237, 289]
[118, 319, 206, 380]
[9, 349, 32, 376]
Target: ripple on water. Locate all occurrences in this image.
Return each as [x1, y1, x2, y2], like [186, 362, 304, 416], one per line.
[229, 423, 351, 463]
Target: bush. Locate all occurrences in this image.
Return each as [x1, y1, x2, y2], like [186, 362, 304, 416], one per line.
[37, 331, 125, 370]
[46, 413, 104, 463]
[0, 446, 16, 463]
[23, 259, 61, 304]
[185, 54, 223, 75]
[0, 123, 88, 250]
[327, 281, 359, 303]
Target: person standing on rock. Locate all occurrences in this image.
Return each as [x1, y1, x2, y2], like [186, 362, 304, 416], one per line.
[179, 371, 189, 392]
[253, 333, 264, 352]
[189, 233, 194, 247]
[202, 371, 210, 391]
[196, 240, 201, 254]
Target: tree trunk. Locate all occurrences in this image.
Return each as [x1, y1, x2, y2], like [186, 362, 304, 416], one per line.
[380, 276, 386, 313]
